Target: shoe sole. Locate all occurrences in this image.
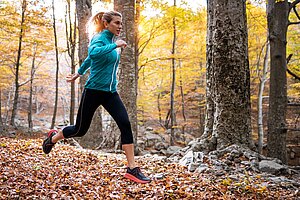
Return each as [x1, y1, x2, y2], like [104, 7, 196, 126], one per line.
[42, 130, 57, 154]
[124, 173, 151, 184]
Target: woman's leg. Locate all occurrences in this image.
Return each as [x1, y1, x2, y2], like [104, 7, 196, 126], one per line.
[62, 89, 102, 138]
[102, 92, 150, 183]
[101, 92, 136, 168]
[43, 89, 102, 154]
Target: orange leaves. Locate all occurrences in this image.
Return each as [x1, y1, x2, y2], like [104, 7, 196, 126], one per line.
[0, 137, 298, 199]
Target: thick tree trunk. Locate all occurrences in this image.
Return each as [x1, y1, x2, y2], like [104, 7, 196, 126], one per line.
[267, 0, 289, 163]
[76, 0, 91, 92]
[114, 0, 138, 149]
[75, 0, 104, 149]
[204, 0, 253, 150]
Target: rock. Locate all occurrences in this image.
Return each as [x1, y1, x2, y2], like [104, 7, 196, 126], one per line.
[154, 142, 169, 151]
[259, 160, 288, 175]
[188, 162, 200, 172]
[144, 132, 163, 147]
[196, 164, 209, 173]
[179, 150, 194, 166]
[166, 146, 183, 156]
[145, 127, 154, 131]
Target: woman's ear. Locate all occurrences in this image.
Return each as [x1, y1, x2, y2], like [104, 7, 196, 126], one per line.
[104, 21, 108, 28]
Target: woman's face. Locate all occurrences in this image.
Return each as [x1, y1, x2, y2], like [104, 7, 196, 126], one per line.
[106, 16, 122, 36]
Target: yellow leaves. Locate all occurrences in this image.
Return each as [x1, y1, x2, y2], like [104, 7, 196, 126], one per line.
[221, 178, 232, 186]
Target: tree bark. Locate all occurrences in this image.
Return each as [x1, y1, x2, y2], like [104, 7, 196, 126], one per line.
[257, 41, 269, 154]
[0, 88, 3, 132]
[170, 0, 177, 146]
[11, 0, 27, 127]
[76, 0, 91, 92]
[204, 0, 253, 150]
[266, 0, 289, 163]
[28, 43, 37, 132]
[65, 0, 77, 125]
[75, 0, 103, 149]
[114, 0, 138, 150]
[51, 0, 59, 129]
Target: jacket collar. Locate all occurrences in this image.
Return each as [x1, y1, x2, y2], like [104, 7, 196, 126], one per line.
[102, 29, 114, 40]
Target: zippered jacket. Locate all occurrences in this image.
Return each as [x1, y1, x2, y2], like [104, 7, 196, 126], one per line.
[78, 29, 120, 92]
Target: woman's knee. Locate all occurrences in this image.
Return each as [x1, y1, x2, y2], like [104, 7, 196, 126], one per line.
[63, 125, 89, 138]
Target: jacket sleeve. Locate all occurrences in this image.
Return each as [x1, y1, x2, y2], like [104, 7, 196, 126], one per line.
[77, 56, 91, 75]
[88, 40, 117, 59]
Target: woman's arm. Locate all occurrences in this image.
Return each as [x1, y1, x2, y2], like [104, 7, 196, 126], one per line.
[66, 73, 80, 82]
[88, 40, 127, 59]
[78, 56, 91, 75]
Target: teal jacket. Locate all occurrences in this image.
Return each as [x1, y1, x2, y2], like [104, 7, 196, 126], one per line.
[78, 29, 120, 92]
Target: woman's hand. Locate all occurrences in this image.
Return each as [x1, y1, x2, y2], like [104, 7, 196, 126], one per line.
[115, 39, 127, 48]
[66, 73, 80, 82]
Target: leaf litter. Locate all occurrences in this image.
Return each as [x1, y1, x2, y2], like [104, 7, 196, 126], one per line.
[0, 137, 299, 199]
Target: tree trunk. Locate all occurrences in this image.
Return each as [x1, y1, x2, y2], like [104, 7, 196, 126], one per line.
[204, 0, 253, 150]
[65, 1, 77, 125]
[11, 0, 27, 127]
[76, 0, 91, 92]
[169, 0, 177, 146]
[267, 0, 289, 163]
[257, 41, 269, 154]
[75, 0, 103, 149]
[0, 88, 3, 132]
[51, 0, 59, 129]
[114, 0, 138, 149]
[28, 43, 37, 132]
[201, 0, 215, 141]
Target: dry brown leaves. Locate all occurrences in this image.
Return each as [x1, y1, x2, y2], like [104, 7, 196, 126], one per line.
[0, 137, 299, 199]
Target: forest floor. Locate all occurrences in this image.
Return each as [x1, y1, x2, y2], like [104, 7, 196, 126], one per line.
[0, 131, 299, 200]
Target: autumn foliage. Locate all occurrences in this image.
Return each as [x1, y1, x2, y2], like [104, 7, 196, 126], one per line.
[0, 136, 299, 199]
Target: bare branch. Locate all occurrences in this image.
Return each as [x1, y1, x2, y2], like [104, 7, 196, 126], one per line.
[286, 54, 300, 81]
[288, 21, 300, 25]
[290, 0, 300, 9]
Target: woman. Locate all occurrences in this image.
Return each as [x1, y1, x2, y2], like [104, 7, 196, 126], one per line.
[42, 11, 150, 184]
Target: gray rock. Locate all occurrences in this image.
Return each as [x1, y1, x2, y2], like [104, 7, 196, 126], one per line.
[259, 160, 288, 175]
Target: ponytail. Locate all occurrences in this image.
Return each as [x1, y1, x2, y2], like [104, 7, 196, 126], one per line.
[87, 12, 105, 39]
[87, 11, 122, 39]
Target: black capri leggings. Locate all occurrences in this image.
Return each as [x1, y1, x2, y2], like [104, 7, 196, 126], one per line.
[62, 88, 134, 145]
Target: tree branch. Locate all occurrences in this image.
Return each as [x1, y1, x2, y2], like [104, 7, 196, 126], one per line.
[286, 54, 300, 81]
[288, 21, 300, 25]
[290, 0, 300, 9]
[288, 0, 300, 26]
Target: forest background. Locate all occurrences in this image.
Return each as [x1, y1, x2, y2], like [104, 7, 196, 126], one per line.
[0, 0, 299, 166]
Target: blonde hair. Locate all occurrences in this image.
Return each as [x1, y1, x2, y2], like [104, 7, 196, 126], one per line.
[87, 11, 122, 39]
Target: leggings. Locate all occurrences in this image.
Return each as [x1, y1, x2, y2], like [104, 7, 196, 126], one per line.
[62, 88, 134, 145]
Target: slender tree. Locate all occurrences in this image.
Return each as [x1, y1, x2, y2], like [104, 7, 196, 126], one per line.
[11, 0, 27, 127]
[257, 41, 270, 154]
[51, 0, 59, 129]
[0, 88, 3, 132]
[170, 0, 177, 145]
[65, 0, 77, 125]
[28, 43, 38, 132]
